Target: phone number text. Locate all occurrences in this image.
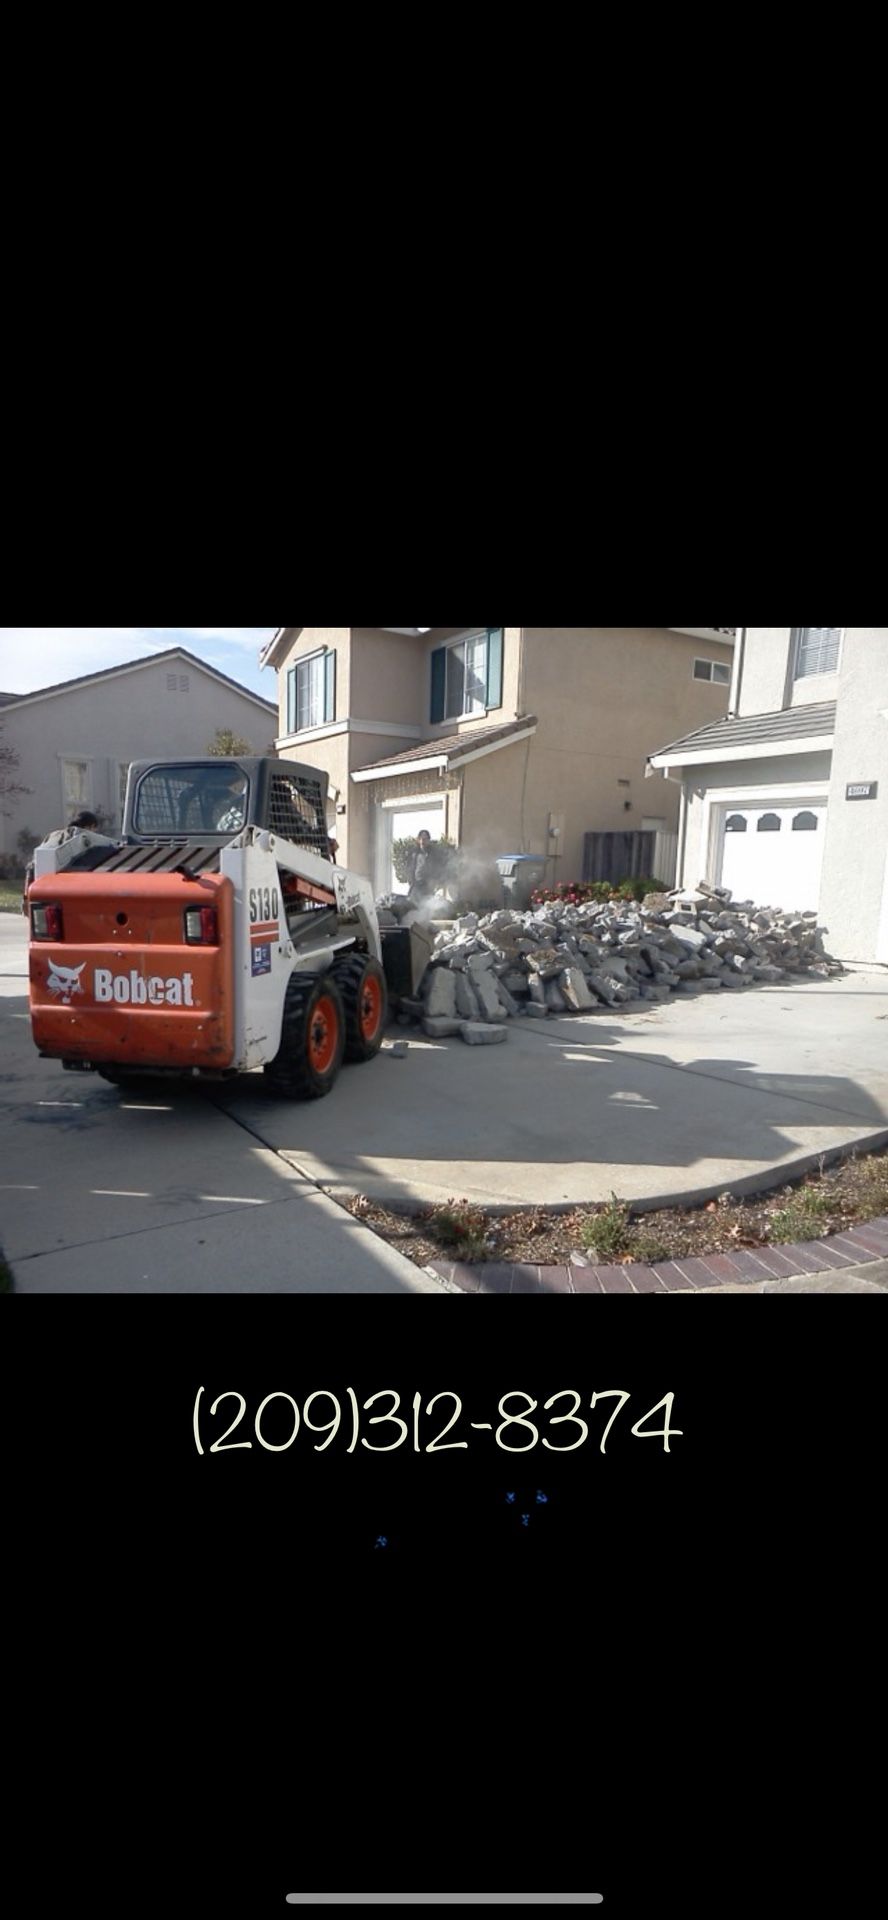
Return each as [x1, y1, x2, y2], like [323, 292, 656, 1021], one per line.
[192, 1388, 682, 1455]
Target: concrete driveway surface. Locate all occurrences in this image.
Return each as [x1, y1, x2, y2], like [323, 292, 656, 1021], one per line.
[0, 918, 441, 1295]
[217, 959, 888, 1214]
[3, 913, 888, 1291]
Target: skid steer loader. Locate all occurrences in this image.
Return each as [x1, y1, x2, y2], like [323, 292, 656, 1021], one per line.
[27, 756, 411, 1100]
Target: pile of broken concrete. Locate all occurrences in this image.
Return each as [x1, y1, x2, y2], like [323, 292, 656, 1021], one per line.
[396, 882, 843, 1044]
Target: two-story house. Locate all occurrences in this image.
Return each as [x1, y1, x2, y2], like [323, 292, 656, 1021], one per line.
[260, 627, 736, 901]
[648, 627, 888, 961]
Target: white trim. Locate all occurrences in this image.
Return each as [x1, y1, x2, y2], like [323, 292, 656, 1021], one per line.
[276, 717, 426, 750]
[701, 784, 829, 889]
[650, 733, 834, 770]
[276, 720, 349, 748]
[352, 754, 447, 783]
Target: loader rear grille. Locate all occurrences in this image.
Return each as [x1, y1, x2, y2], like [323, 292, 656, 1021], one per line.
[76, 841, 222, 875]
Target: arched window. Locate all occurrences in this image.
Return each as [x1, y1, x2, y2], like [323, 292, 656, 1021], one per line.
[792, 811, 818, 831]
[725, 813, 747, 833]
[757, 813, 782, 832]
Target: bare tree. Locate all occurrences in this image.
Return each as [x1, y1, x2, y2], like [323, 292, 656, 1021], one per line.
[0, 718, 30, 817]
[207, 727, 253, 757]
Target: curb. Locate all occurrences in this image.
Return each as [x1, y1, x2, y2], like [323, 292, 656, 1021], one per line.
[427, 1215, 888, 1294]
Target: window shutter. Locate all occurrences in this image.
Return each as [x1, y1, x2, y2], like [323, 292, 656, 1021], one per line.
[324, 649, 336, 724]
[287, 667, 296, 735]
[430, 646, 446, 723]
[486, 628, 503, 709]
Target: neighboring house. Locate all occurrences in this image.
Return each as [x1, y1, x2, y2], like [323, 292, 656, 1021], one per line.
[0, 648, 277, 860]
[647, 628, 888, 961]
[259, 628, 736, 899]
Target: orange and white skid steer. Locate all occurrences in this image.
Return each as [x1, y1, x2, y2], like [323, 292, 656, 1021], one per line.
[27, 757, 393, 1099]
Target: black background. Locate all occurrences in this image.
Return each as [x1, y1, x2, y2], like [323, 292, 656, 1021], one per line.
[12, 1301, 880, 1919]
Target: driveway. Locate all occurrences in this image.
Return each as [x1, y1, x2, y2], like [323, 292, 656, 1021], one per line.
[0, 917, 441, 1294]
[217, 962, 888, 1212]
[5, 913, 888, 1289]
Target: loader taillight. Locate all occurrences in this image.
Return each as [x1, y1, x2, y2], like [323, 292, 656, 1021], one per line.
[32, 902, 64, 940]
[184, 905, 219, 944]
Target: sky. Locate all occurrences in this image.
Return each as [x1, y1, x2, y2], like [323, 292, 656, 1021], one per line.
[0, 629, 278, 702]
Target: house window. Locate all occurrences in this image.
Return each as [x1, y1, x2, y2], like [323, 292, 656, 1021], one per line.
[757, 813, 782, 832]
[62, 759, 91, 813]
[693, 658, 731, 684]
[286, 649, 336, 733]
[430, 629, 503, 723]
[793, 628, 842, 678]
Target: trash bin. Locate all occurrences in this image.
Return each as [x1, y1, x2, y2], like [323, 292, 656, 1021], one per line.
[495, 854, 548, 910]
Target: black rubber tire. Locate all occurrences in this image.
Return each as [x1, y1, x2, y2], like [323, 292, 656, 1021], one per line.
[264, 971, 345, 1099]
[331, 952, 388, 1062]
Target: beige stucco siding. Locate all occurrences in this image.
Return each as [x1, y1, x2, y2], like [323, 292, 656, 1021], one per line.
[349, 630, 426, 726]
[818, 629, 888, 959]
[519, 629, 733, 881]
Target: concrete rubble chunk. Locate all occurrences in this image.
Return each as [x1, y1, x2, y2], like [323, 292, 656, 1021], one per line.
[422, 1016, 465, 1036]
[560, 967, 595, 1010]
[460, 1021, 508, 1044]
[390, 893, 841, 1036]
[425, 966, 458, 1018]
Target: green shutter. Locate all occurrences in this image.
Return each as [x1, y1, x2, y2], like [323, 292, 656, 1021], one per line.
[287, 667, 296, 734]
[486, 628, 503, 709]
[430, 646, 446, 723]
[324, 649, 336, 724]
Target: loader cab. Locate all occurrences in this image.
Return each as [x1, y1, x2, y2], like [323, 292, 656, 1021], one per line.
[123, 757, 331, 855]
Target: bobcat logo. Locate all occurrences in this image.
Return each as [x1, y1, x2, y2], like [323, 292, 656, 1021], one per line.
[47, 960, 87, 1004]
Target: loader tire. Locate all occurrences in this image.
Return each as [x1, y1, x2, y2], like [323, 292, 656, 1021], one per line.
[331, 953, 388, 1062]
[264, 971, 345, 1099]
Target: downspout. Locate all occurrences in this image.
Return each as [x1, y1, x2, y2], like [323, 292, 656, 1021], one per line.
[677, 778, 689, 888]
[728, 626, 746, 716]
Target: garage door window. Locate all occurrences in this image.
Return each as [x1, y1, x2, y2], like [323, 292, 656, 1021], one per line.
[757, 813, 782, 831]
[792, 811, 818, 831]
[725, 814, 747, 832]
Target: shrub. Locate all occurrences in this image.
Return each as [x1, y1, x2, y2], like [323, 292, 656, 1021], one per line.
[579, 1194, 632, 1259]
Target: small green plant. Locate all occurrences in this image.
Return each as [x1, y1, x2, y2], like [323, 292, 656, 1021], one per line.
[427, 1196, 490, 1258]
[768, 1188, 834, 1243]
[579, 1193, 632, 1259]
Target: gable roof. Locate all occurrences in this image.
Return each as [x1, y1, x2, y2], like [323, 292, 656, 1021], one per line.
[0, 647, 277, 716]
[650, 700, 836, 767]
[352, 714, 538, 783]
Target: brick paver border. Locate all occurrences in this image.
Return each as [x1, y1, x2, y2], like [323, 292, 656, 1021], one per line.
[430, 1216, 888, 1294]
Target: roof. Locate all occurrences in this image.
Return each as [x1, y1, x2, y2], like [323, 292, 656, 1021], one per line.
[0, 647, 277, 715]
[650, 701, 836, 765]
[353, 714, 538, 780]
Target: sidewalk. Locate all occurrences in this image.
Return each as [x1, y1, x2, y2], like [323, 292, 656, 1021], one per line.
[429, 1227, 888, 1293]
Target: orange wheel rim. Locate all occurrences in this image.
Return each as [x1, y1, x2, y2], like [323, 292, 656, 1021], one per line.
[309, 996, 338, 1073]
[359, 974, 383, 1039]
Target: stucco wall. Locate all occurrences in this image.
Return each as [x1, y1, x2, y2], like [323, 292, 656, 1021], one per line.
[349, 630, 426, 726]
[818, 629, 888, 960]
[520, 629, 734, 882]
[0, 658, 276, 857]
[737, 627, 841, 715]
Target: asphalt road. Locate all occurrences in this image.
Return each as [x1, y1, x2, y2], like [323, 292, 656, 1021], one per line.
[0, 916, 442, 1294]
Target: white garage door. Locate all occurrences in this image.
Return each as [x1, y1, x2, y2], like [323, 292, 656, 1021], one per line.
[719, 802, 826, 912]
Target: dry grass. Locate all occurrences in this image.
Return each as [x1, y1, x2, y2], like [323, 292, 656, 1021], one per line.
[343, 1146, 888, 1270]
